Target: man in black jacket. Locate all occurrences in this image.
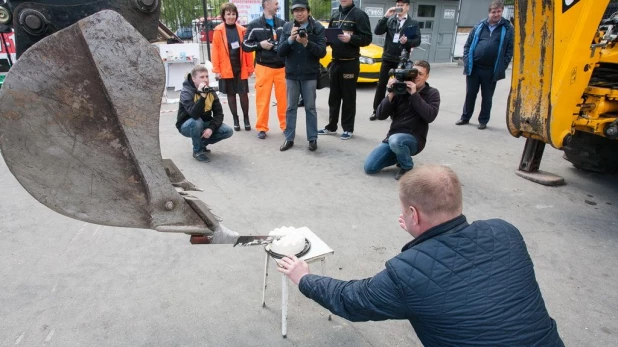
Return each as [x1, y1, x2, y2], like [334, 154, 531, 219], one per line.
[278, 0, 326, 152]
[370, 0, 421, 121]
[317, 0, 372, 140]
[277, 164, 564, 347]
[364, 60, 440, 180]
[176, 66, 233, 162]
[242, 0, 287, 140]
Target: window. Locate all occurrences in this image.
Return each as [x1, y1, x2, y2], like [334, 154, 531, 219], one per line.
[417, 5, 436, 18]
[418, 21, 434, 29]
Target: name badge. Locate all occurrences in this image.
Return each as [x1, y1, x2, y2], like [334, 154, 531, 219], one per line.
[231, 41, 240, 49]
[393, 33, 400, 43]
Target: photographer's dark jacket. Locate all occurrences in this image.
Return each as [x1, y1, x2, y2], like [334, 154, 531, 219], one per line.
[376, 82, 440, 154]
[328, 4, 372, 59]
[278, 18, 327, 80]
[299, 216, 564, 346]
[242, 15, 286, 68]
[463, 17, 514, 81]
[374, 15, 421, 63]
[176, 73, 224, 131]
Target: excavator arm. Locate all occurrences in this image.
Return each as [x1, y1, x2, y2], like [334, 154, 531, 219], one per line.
[0, 2, 241, 244]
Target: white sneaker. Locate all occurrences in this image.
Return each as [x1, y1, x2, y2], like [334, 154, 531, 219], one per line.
[340, 131, 353, 140]
[318, 128, 336, 135]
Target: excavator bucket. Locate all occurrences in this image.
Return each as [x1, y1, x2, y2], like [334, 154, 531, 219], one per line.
[0, 11, 222, 236]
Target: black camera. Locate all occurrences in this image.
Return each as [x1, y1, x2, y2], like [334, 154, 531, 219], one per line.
[201, 86, 219, 93]
[388, 49, 417, 95]
[297, 27, 307, 38]
[267, 38, 278, 51]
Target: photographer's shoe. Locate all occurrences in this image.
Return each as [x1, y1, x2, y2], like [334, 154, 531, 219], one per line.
[193, 151, 210, 162]
[340, 131, 353, 140]
[455, 119, 469, 125]
[478, 123, 487, 130]
[395, 167, 411, 180]
[318, 128, 336, 135]
[257, 131, 267, 139]
[369, 112, 377, 121]
[280, 140, 294, 151]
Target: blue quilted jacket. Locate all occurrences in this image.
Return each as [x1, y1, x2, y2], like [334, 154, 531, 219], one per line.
[299, 215, 564, 346]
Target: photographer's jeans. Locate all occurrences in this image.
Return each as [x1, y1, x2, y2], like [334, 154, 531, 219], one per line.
[284, 79, 318, 142]
[180, 118, 233, 153]
[364, 133, 419, 174]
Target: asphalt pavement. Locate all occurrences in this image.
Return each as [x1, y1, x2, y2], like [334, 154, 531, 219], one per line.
[1, 64, 617, 346]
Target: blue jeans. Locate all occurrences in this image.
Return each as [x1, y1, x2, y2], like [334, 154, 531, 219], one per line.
[284, 79, 318, 141]
[179, 118, 233, 153]
[364, 133, 419, 174]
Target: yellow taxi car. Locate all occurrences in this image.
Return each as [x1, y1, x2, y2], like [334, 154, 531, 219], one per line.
[318, 22, 383, 83]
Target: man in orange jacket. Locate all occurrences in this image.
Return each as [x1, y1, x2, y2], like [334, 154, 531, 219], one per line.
[242, 0, 287, 140]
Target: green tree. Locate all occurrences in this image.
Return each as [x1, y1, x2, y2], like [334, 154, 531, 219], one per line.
[160, 0, 203, 29]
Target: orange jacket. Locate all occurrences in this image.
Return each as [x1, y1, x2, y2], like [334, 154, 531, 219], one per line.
[211, 23, 254, 79]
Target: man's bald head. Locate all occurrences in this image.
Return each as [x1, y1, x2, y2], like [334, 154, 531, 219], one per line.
[399, 165, 463, 223]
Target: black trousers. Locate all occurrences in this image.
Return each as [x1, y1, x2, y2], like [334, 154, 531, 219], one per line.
[326, 59, 360, 133]
[373, 60, 399, 112]
[461, 66, 497, 124]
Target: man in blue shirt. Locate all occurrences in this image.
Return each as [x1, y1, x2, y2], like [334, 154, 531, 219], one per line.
[456, 0, 513, 129]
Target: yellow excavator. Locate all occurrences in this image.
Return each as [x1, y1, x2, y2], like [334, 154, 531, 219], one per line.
[508, 0, 618, 185]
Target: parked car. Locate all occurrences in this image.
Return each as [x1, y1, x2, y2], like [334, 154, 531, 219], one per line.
[318, 21, 383, 83]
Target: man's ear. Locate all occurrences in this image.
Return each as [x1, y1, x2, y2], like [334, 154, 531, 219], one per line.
[409, 205, 419, 226]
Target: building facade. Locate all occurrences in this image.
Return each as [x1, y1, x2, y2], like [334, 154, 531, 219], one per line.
[327, 0, 505, 63]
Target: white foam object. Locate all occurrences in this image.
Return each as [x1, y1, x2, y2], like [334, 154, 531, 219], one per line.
[269, 226, 306, 256]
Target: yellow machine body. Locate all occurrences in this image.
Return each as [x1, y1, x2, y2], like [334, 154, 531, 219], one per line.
[508, 0, 618, 148]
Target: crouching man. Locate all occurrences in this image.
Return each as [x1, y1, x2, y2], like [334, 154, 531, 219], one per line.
[277, 165, 565, 347]
[176, 66, 233, 162]
[363, 60, 439, 180]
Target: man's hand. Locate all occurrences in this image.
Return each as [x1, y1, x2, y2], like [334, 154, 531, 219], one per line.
[214, 73, 222, 80]
[260, 39, 274, 50]
[405, 80, 417, 95]
[338, 32, 351, 43]
[384, 7, 397, 17]
[290, 27, 299, 41]
[202, 128, 213, 139]
[197, 82, 208, 97]
[398, 214, 408, 231]
[276, 256, 310, 285]
[399, 35, 408, 44]
[386, 77, 396, 101]
[296, 35, 309, 47]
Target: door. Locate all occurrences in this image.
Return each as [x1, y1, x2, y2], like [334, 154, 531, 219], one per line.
[410, 2, 437, 62]
[434, 2, 457, 62]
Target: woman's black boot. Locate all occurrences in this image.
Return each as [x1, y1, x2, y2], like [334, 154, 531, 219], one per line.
[243, 116, 251, 131]
[233, 116, 241, 131]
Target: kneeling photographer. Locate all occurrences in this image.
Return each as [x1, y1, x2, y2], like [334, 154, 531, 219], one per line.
[363, 59, 440, 180]
[176, 65, 233, 162]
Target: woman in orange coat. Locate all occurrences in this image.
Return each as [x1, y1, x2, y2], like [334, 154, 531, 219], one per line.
[212, 3, 255, 131]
